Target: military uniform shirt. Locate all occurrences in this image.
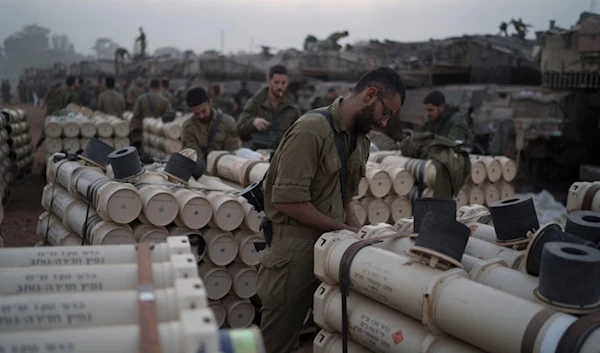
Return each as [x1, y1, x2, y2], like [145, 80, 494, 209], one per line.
[181, 109, 240, 160]
[97, 89, 126, 116]
[263, 97, 369, 228]
[237, 87, 301, 147]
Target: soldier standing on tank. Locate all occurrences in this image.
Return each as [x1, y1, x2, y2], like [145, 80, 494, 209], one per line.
[130, 78, 171, 151]
[97, 76, 126, 117]
[256, 67, 406, 353]
[209, 84, 237, 117]
[127, 77, 145, 111]
[237, 65, 301, 150]
[421, 90, 472, 145]
[181, 87, 239, 161]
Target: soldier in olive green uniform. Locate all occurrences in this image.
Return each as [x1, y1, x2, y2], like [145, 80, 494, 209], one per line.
[237, 65, 301, 150]
[257, 67, 406, 353]
[97, 76, 126, 116]
[127, 77, 145, 110]
[210, 84, 237, 117]
[181, 87, 239, 161]
[43, 84, 63, 116]
[93, 76, 105, 109]
[421, 90, 472, 145]
[368, 129, 398, 150]
[131, 78, 171, 150]
[161, 78, 175, 106]
[59, 76, 81, 109]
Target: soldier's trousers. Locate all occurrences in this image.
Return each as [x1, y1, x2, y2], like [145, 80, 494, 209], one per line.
[256, 224, 321, 353]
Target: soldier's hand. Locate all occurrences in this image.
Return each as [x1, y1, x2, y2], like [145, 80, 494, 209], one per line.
[253, 118, 272, 131]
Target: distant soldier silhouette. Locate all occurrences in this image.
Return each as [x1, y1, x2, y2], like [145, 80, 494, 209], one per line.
[136, 27, 147, 58]
[499, 22, 509, 36]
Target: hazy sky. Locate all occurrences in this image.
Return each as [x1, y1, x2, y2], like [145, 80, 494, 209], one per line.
[0, 0, 594, 55]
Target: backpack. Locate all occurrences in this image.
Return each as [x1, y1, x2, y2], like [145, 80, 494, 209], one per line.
[399, 132, 471, 198]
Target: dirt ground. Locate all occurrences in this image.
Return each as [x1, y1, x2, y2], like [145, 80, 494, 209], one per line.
[1, 104, 47, 247]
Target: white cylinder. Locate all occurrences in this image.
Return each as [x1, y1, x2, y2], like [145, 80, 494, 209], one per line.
[314, 283, 484, 353]
[0, 278, 207, 332]
[314, 232, 577, 353]
[209, 300, 227, 327]
[36, 211, 83, 247]
[464, 235, 524, 269]
[227, 263, 257, 299]
[63, 200, 135, 245]
[0, 309, 222, 353]
[233, 230, 262, 266]
[137, 184, 179, 227]
[365, 166, 393, 198]
[222, 295, 256, 329]
[383, 196, 412, 223]
[360, 197, 391, 225]
[133, 223, 169, 243]
[172, 188, 212, 229]
[465, 221, 498, 243]
[202, 229, 239, 266]
[313, 330, 371, 353]
[0, 253, 198, 295]
[198, 263, 233, 300]
[0, 236, 193, 268]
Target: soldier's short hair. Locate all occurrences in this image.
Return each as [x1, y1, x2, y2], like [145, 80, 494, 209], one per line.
[66, 76, 76, 87]
[186, 87, 210, 107]
[268, 64, 288, 78]
[105, 76, 116, 89]
[423, 90, 445, 107]
[150, 78, 160, 89]
[354, 67, 406, 106]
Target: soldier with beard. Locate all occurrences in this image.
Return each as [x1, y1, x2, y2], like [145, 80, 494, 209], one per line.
[237, 64, 301, 150]
[256, 67, 406, 353]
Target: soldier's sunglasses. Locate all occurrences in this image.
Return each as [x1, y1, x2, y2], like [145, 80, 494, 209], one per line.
[376, 92, 393, 119]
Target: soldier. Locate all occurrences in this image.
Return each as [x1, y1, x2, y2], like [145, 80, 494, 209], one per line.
[234, 81, 252, 114]
[209, 84, 237, 117]
[59, 76, 81, 109]
[257, 67, 406, 353]
[130, 78, 171, 151]
[237, 64, 301, 150]
[421, 90, 472, 145]
[43, 83, 63, 116]
[368, 129, 398, 150]
[93, 76, 105, 108]
[126, 77, 144, 110]
[181, 87, 239, 161]
[78, 78, 93, 108]
[97, 76, 126, 116]
[161, 78, 175, 106]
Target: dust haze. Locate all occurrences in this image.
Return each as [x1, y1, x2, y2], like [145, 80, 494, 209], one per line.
[0, 0, 592, 81]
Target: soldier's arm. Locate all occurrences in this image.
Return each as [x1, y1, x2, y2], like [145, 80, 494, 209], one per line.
[236, 100, 260, 141]
[271, 128, 358, 233]
[222, 117, 241, 151]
